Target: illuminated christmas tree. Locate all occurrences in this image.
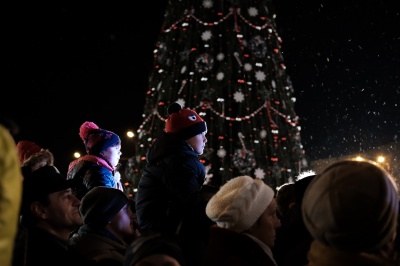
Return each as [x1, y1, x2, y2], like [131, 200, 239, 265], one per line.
[127, 0, 305, 189]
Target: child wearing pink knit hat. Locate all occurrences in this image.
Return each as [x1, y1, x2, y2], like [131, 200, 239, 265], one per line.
[67, 121, 123, 200]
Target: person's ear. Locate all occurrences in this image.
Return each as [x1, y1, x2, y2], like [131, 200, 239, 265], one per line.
[30, 202, 48, 219]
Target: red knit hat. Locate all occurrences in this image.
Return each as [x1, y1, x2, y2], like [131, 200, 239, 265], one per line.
[16, 140, 43, 164]
[79, 121, 121, 156]
[165, 103, 207, 140]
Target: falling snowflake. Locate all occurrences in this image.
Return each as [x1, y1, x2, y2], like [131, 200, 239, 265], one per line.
[255, 70, 266, 81]
[201, 30, 212, 41]
[260, 129, 267, 139]
[254, 168, 265, 179]
[216, 72, 224, 81]
[233, 91, 245, 102]
[176, 98, 186, 108]
[244, 63, 252, 71]
[216, 53, 225, 61]
[271, 79, 276, 88]
[202, 0, 213, 8]
[248, 7, 258, 17]
[217, 148, 226, 158]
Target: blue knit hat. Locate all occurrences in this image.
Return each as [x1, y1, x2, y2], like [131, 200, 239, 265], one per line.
[79, 121, 121, 156]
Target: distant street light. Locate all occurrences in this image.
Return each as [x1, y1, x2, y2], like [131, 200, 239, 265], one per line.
[127, 131, 135, 138]
[376, 156, 385, 163]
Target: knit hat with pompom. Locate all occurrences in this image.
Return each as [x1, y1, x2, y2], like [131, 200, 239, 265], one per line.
[165, 102, 207, 140]
[206, 175, 275, 233]
[79, 121, 121, 156]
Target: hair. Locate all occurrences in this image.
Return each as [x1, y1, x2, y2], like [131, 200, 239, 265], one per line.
[276, 183, 295, 218]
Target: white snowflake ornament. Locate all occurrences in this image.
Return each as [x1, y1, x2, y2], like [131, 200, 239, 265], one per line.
[217, 148, 226, 158]
[216, 53, 225, 61]
[233, 91, 245, 102]
[202, 0, 213, 8]
[176, 98, 186, 108]
[248, 7, 258, 17]
[255, 70, 266, 81]
[201, 30, 212, 41]
[244, 63, 252, 71]
[259, 129, 267, 139]
[254, 168, 266, 179]
[216, 72, 225, 81]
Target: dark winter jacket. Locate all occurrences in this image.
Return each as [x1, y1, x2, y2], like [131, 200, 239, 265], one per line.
[67, 155, 116, 200]
[202, 226, 278, 266]
[13, 225, 89, 266]
[305, 239, 400, 266]
[135, 133, 215, 266]
[136, 133, 210, 235]
[69, 224, 127, 266]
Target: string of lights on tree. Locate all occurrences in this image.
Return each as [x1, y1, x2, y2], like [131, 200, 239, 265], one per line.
[126, 0, 306, 190]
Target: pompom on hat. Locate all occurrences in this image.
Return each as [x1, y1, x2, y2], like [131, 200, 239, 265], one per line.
[80, 186, 130, 227]
[165, 103, 207, 140]
[206, 175, 275, 233]
[79, 121, 121, 156]
[302, 159, 399, 252]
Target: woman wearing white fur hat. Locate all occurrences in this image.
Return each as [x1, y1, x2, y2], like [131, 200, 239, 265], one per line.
[203, 175, 281, 266]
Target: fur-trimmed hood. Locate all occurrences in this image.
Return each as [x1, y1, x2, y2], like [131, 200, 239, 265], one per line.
[21, 149, 54, 173]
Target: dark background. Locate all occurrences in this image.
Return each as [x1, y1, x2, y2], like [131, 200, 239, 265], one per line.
[4, 1, 399, 175]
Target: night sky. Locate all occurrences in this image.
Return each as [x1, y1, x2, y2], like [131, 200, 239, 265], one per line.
[4, 1, 399, 175]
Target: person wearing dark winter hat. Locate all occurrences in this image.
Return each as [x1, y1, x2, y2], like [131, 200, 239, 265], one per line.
[67, 121, 124, 200]
[69, 186, 137, 265]
[202, 175, 281, 266]
[272, 170, 317, 266]
[16, 140, 55, 175]
[13, 165, 86, 266]
[135, 102, 214, 266]
[302, 159, 399, 265]
[124, 233, 185, 266]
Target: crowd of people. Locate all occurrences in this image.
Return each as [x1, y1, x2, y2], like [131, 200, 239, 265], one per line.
[1, 105, 400, 266]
